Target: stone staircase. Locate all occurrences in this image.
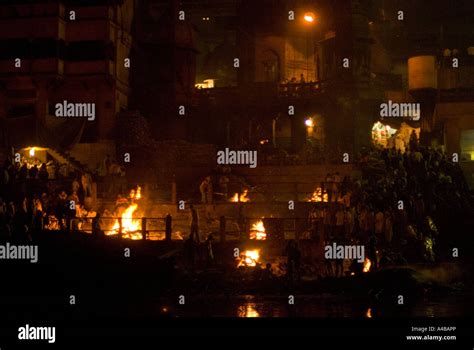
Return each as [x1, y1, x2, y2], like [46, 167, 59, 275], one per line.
[47, 148, 87, 172]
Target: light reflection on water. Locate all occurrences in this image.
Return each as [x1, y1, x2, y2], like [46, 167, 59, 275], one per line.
[172, 293, 470, 318]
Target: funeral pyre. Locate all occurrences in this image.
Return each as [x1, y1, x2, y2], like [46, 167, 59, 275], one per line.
[307, 187, 329, 202]
[106, 186, 143, 240]
[250, 220, 266, 240]
[230, 189, 249, 202]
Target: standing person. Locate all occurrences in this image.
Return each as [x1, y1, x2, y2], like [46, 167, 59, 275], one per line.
[199, 177, 209, 204]
[80, 173, 88, 197]
[28, 164, 38, 180]
[286, 240, 301, 285]
[323, 205, 332, 242]
[409, 130, 418, 150]
[92, 213, 104, 238]
[57, 190, 68, 231]
[335, 204, 345, 242]
[189, 204, 200, 243]
[325, 173, 333, 202]
[81, 172, 92, 198]
[38, 163, 48, 181]
[375, 208, 384, 240]
[332, 172, 341, 203]
[367, 233, 378, 270]
[237, 204, 246, 240]
[308, 205, 319, 241]
[205, 234, 214, 267]
[104, 154, 112, 176]
[218, 175, 229, 201]
[206, 177, 213, 204]
[344, 207, 354, 241]
[384, 209, 393, 247]
[367, 206, 376, 241]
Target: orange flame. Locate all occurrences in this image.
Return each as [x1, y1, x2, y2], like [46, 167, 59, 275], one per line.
[250, 220, 266, 240]
[307, 187, 328, 202]
[107, 186, 143, 240]
[230, 189, 249, 202]
[237, 249, 260, 267]
[363, 258, 371, 273]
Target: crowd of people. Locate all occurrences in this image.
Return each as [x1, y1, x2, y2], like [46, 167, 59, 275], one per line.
[0, 153, 117, 242]
[308, 137, 472, 276]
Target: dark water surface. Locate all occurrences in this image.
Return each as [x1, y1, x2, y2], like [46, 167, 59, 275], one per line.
[158, 291, 473, 318]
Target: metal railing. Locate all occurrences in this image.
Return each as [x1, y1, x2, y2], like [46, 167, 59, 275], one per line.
[68, 215, 310, 243]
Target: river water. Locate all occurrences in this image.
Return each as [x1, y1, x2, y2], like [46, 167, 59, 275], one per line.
[161, 291, 473, 318]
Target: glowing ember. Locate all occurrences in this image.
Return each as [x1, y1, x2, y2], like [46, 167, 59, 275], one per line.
[366, 308, 372, 318]
[307, 187, 328, 202]
[250, 220, 266, 240]
[237, 249, 260, 267]
[230, 189, 249, 202]
[363, 258, 372, 273]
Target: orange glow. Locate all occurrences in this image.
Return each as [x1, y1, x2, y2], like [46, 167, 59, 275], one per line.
[304, 12, 315, 23]
[307, 187, 329, 202]
[237, 249, 260, 267]
[230, 189, 249, 202]
[366, 308, 372, 318]
[107, 186, 143, 240]
[363, 258, 372, 273]
[237, 304, 260, 317]
[130, 186, 141, 200]
[250, 220, 266, 240]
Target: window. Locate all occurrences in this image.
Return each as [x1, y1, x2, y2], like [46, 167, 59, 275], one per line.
[460, 129, 474, 161]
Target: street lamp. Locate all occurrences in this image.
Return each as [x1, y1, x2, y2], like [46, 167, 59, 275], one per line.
[303, 12, 315, 23]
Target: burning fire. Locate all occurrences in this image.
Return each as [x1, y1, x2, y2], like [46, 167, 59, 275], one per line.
[363, 258, 372, 273]
[307, 187, 328, 202]
[130, 186, 141, 200]
[107, 186, 143, 240]
[250, 220, 266, 240]
[230, 189, 249, 202]
[237, 249, 260, 267]
[237, 304, 260, 317]
[366, 308, 372, 318]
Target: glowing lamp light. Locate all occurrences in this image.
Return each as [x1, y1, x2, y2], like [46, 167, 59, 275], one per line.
[305, 118, 314, 127]
[29, 147, 35, 157]
[304, 12, 315, 23]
